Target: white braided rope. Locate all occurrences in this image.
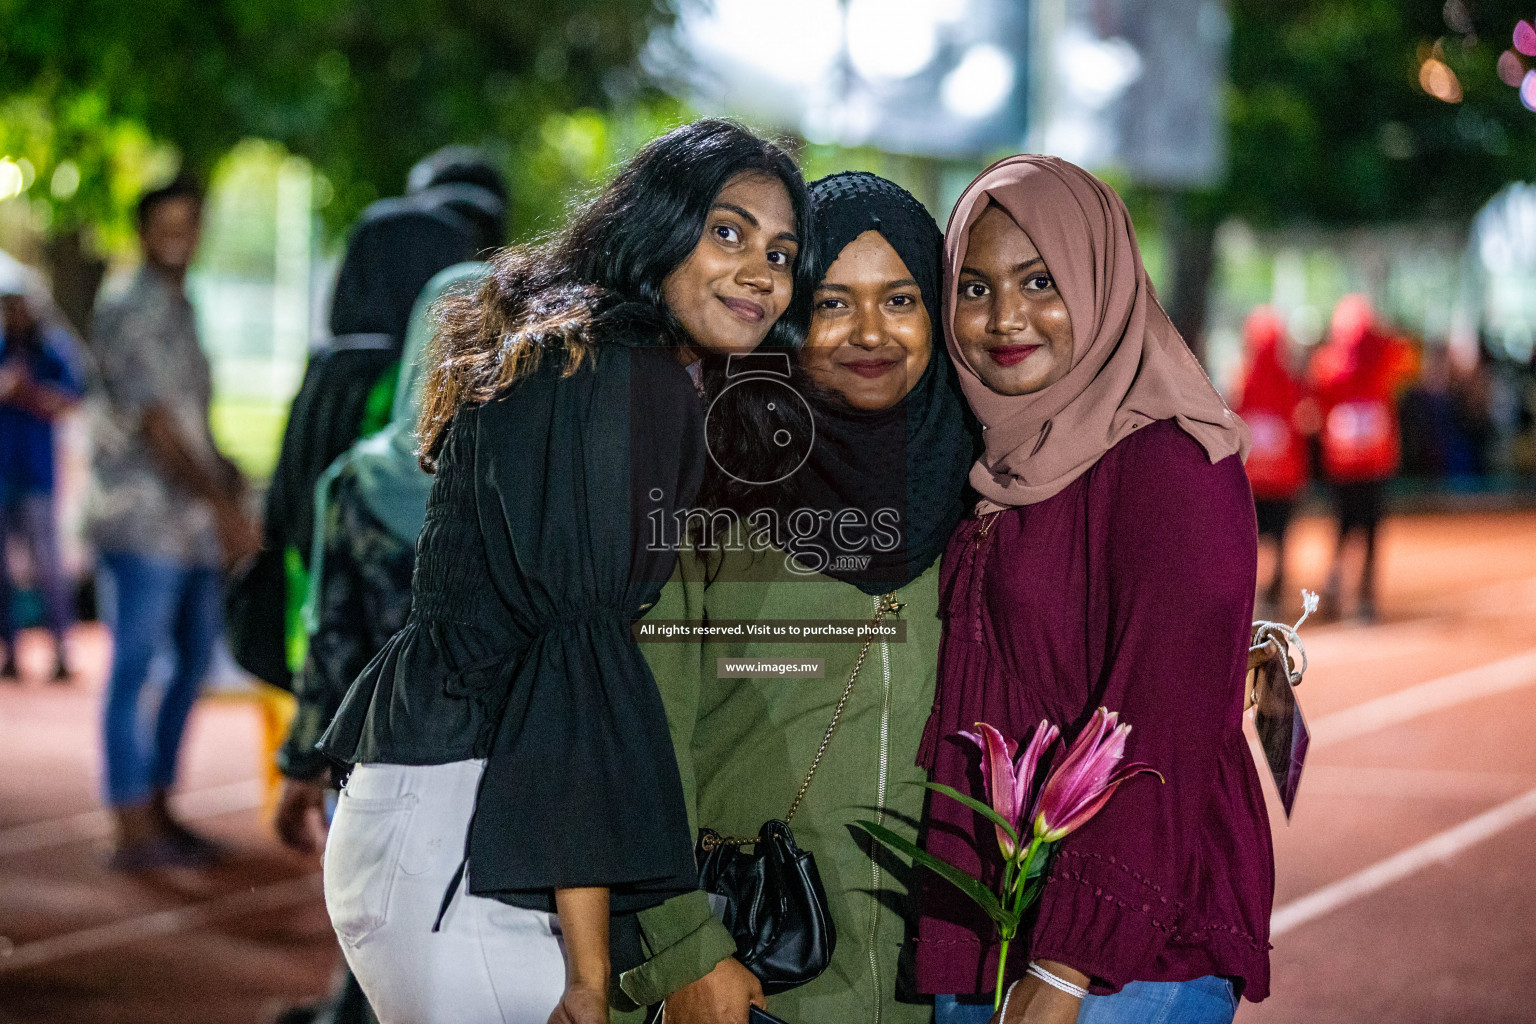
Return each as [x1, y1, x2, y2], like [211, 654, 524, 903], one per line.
[1251, 589, 1318, 686]
[1027, 962, 1089, 999]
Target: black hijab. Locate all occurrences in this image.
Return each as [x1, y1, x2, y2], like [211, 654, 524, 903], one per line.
[787, 171, 977, 595]
[327, 197, 480, 344]
[229, 197, 479, 689]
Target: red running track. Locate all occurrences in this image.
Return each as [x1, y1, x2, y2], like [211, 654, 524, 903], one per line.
[1, 510, 1534, 1022]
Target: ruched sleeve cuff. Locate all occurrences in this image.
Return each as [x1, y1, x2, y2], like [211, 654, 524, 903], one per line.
[464, 618, 701, 914]
[275, 698, 334, 781]
[621, 890, 738, 1006]
[1027, 849, 1180, 994]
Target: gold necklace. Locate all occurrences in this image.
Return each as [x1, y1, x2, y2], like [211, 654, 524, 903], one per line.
[974, 509, 1006, 541]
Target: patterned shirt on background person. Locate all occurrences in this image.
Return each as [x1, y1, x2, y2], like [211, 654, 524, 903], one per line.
[84, 267, 221, 566]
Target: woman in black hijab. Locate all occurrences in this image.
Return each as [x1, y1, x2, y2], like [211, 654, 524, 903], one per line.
[317, 120, 812, 1024]
[274, 197, 481, 563]
[786, 170, 976, 593]
[619, 172, 974, 1024]
[227, 196, 478, 689]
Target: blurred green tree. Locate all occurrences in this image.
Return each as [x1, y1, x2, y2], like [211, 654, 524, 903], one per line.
[1, 0, 674, 231]
[1157, 0, 1536, 355]
[1224, 0, 1536, 227]
[0, 0, 678, 328]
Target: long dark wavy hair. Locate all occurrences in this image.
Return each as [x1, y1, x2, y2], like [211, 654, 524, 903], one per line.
[417, 118, 814, 470]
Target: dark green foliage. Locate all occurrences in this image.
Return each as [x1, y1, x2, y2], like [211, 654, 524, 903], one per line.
[0, 0, 673, 237]
[1223, 0, 1536, 226]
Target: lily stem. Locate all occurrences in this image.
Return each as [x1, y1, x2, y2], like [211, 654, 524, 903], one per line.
[994, 839, 1044, 1011]
[995, 934, 1012, 1011]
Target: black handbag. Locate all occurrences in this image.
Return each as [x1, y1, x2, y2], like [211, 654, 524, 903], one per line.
[693, 594, 901, 994]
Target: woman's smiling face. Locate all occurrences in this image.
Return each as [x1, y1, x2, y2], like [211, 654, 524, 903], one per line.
[951, 203, 1074, 397]
[799, 229, 932, 411]
[661, 171, 801, 356]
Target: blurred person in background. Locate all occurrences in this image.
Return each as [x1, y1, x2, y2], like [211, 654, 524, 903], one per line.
[407, 145, 510, 256]
[85, 177, 262, 870]
[1447, 345, 1495, 481]
[0, 266, 85, 682]
[273, 261, 487, 851]
[1233, 307, 1314, 618]
[227, 159, 492, 693]
[1310, 295, 1414, 623]
[1398, 343, 1493, 484]
[270, 263, 485, 1024]
[1397, 346, 1460, 479]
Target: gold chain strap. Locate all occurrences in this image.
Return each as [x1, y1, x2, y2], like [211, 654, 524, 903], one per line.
[701, 592, 902, 851]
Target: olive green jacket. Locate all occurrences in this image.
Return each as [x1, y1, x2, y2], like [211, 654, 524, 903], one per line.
[618, 545, 940, 1024]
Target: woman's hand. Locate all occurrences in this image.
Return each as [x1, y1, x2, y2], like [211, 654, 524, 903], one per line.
[661, 958, 765, 1024]
[552, 888, 611, 1024]
[548, 984, 609, 1024]
[993, 962, 1087, 1024]
[273, 777, 328, 855]
[213, 499, 263, 571]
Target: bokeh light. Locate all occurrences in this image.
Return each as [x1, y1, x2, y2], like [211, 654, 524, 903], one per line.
[1443, 0, 1475, 35]
[941, 44, 1015, 119]
[0, 158, 25, 200]
[681, 0, 844, 90]
[1522, 69, 1536, 111]
[1499, 49, 1527, 87]
[49, 160, 81, 200]
[1057, 26, 1143, 110]
[1515, 19, 1536, 56]
[1419, 57, 1463, 102]
[846, 0, 952, 82]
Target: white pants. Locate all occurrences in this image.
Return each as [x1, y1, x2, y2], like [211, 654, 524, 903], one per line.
[324, 759, 567, 1024]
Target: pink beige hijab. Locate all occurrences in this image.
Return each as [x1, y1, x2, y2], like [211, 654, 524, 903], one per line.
[944, 155, 1249, 509]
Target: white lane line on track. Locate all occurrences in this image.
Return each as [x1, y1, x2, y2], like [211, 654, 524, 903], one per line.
[0, 779, 264, 857]
[1309, 647, 1536, 749]
[0, 872, 321, 972]
[1271, 786, 1536, 937]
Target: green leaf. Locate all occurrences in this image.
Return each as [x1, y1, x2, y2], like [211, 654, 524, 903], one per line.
[913, 781, 1021, 851]
[853, 820, 1017, 931]
[1024, 840, 1055, 879]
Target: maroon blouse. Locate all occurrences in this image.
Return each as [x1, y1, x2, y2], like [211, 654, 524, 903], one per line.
[914, 420, 1273, 1000]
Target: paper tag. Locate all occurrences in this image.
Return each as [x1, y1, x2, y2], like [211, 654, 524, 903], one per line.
[706, 891, 731, 922]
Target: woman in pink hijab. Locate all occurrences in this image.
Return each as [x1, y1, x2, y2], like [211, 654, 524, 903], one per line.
[918, 156, 1271, 1024]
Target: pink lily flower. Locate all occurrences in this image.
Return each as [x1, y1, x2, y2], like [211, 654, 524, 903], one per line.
[1033, 708, 1162, 843]
[959, 720, 1060, 860]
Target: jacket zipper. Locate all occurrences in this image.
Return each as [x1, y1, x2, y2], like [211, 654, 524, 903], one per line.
[868, 593, 893, 1024]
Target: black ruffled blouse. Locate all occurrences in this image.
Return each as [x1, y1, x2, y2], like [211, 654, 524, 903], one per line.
[320, 338, 705, 917]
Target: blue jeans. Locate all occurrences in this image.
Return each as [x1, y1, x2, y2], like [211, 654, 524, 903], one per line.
[935, 976, 1238, 1024]
[0, 487, 72, 651]
[98, 551, 223, 807]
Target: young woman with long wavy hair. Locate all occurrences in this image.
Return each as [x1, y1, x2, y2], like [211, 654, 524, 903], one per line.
[316, 119, 814, 1024]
